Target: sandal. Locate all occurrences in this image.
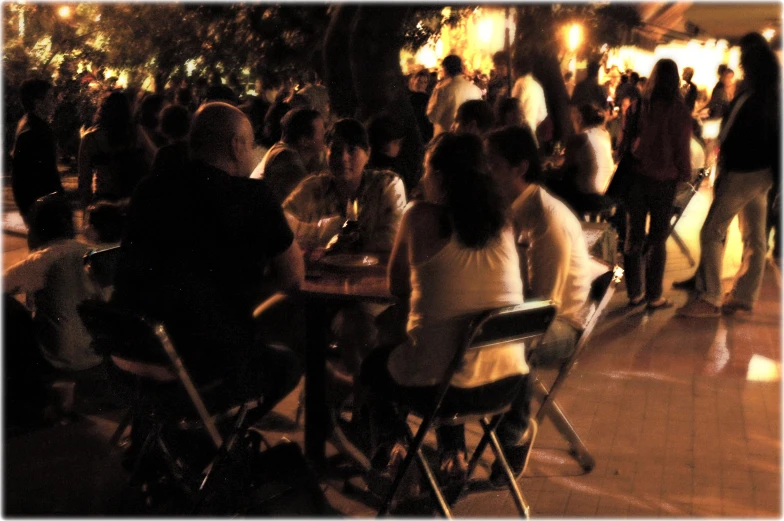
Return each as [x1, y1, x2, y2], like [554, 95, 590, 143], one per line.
[438, 449, 468, 488]
[628, 294, 646, 307]
[647, 298, 674, 310]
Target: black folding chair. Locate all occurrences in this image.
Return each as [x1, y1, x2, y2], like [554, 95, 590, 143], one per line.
[378, 301, 557, 518]
[83, 245, 134, 446]
[78, 299, 263, 512]
[531, 266, 624, 472]
[668, 167, 710, 267]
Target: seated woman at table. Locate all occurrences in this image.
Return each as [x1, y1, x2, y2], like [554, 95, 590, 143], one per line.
[283, 118, 407, 254]
[549, 103, 614, 214]
[359, 132, 530, 487]
[284, 119, 408, 377]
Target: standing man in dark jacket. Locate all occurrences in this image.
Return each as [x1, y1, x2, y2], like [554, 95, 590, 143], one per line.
[571, 60, 607, 108]
[12, 79, 64, 225]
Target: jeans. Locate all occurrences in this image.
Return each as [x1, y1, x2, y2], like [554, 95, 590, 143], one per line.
[623, 176, 678, 302]
[696, 169, 773, 307]
[527, 317, 580, 369]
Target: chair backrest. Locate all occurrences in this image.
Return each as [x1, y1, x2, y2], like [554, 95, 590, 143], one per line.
[83, 245, 122, 300]
[429, 301, 557, 421]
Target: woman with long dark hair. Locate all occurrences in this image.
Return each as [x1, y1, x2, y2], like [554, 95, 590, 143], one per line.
[677, 33, 781, 317]
[77, 90, 156, 204]
[360, 132, 527, 488]
[624, 58, 691, 309]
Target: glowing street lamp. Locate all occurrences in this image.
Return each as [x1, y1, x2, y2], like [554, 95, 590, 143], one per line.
[763, 28, 776, 42]
[568, 23, 582, 52]
[58, 5, 72, 19]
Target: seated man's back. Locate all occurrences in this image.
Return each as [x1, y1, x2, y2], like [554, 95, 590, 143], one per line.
[113, 160, 294, 382]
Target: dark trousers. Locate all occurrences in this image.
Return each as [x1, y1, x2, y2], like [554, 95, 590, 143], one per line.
[4, 294, 52, 424]
[360, 345, 529, 455]
[623, 176, 678, 302]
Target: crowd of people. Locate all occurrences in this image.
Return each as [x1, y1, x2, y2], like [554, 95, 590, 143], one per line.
[4, 31, 780, 498]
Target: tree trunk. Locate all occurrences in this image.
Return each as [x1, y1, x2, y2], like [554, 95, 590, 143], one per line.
[323, 5, 359, 119]
[349, 6, 424, 193]
[533, 49, 572, 144]
[514, 6, 573, 146]
[323, 6, 425, 194]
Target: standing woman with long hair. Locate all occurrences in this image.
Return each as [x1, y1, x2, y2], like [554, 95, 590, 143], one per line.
[78, 91, 156, 205]
[677, 33, 781, 317]
[624, 59, 691, 309]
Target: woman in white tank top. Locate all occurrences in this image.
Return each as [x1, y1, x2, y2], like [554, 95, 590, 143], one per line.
[360, 132, 529, 485]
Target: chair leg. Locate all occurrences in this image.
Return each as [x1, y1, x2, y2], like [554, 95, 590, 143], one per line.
[481, 419, 531, 519]
[110, 408, 133, 447]
[377, 420, 453, 518]
[541, 398, 595, 471]
[191, 404, 250, 514]
[534, 380, 595, 472]
[670, 230, 696, 267]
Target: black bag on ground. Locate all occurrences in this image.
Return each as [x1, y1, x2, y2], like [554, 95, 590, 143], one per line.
[199, 437, 338, 517]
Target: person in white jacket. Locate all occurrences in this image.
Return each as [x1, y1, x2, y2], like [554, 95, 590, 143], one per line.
[426, 55, 482, 138]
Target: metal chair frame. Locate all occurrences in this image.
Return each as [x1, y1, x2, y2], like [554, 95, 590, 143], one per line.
[668, 167, 711, 267]
[78, 299, 261, 512]
[531, 266, 624, 472]
[377, 301, 557, 519]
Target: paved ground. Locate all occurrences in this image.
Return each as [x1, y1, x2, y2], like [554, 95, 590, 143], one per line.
[2, 177, 781, 516]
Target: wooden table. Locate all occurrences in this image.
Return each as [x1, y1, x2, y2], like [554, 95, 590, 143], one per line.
[296, 259, 396, 468]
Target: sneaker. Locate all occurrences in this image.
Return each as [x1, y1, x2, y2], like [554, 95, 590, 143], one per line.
[489, 419, 538, 489]
[721, 294, 753, 315]
[675, 298, 720, 318]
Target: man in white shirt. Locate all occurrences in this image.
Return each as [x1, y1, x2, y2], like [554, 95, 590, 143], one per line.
[426, 55, 482, 138]
[486, 125, 595, 367]
[510, 56, 548, 138]
[484, 124, 597, 488]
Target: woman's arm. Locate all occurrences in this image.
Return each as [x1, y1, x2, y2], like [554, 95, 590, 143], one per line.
[387, 204, 413, 299]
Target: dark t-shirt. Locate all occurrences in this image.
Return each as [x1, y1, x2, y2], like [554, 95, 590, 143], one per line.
[12, 113, 64, 217]
[112, 160, 293, 379]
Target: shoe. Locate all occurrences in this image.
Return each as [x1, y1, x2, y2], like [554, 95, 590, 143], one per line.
[721, 294, 753, 315]
[672, 276, 697, 290]
[675, 298, 720, 318]
[627, 294, 646, 307]
[489, 419, 538, 489]
[367, 442, 421, 500]
[438, 449, 468, 488]
[647, 298, 674, 310]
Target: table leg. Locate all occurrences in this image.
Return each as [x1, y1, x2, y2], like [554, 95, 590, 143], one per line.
[305, 301, 329, 469]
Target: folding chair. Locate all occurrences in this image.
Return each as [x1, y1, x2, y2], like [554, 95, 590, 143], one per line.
[668, 168, 711, 267]
[77, 298, 262, 511]
[378, 301, 557, 518]
[531, 266, 624, 472]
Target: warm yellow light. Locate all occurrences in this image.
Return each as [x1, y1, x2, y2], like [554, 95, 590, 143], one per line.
[763, 28, 776, 41]
[478, 18, 493, 44]
[747, 354, 781, 382]
[58, 5, 71, 19]
[568, 24, 582, 52]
